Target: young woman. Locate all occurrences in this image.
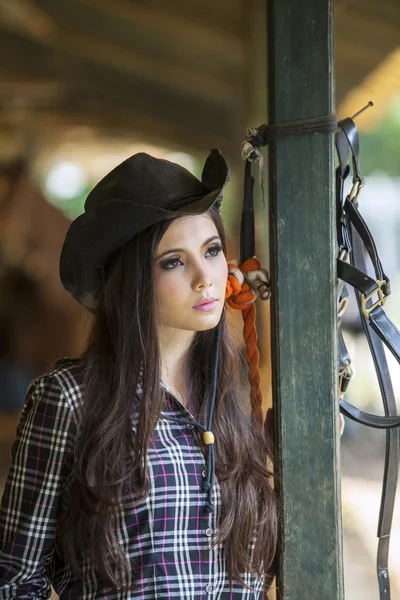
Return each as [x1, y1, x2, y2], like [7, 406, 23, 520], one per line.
[0, 150, 278, 598]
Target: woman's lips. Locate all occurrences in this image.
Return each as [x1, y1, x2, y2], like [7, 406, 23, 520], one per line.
[193, 300, 218, 312]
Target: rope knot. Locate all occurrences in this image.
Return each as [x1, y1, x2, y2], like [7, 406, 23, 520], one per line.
[225, 257, 271, 309]
[241, 127, 265, 185]
[243, 127, 266, 150]
[224, 256, 271, 428]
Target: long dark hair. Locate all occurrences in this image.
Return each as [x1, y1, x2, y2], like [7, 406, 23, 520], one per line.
[56, 206, 278, 590]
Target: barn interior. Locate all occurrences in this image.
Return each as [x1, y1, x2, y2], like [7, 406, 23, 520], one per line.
[0, 1, 400, 597]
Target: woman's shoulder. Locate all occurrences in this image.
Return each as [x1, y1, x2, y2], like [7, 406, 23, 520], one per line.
[48, 356, 85, 386]
[15, 358, 86, 443]
[28, 357, 85, 410]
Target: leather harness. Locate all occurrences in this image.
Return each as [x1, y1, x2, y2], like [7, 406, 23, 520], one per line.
[336, 116, 400, 600]
[241, 110, 400, 599]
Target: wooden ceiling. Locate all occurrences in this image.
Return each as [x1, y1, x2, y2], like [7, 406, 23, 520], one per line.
[0, 0, 399, 161]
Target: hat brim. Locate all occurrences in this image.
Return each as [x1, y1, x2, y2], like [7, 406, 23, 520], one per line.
[60, 188, 222, 312]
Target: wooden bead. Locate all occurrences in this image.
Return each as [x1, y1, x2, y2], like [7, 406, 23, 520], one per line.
[203, 431, 215, 445]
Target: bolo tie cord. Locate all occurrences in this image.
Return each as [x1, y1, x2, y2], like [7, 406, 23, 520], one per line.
[164, 320, 220, 513]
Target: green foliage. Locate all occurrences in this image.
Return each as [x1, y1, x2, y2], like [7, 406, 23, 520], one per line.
[359, 95, 400, 176]
[44, 185, 89, 221]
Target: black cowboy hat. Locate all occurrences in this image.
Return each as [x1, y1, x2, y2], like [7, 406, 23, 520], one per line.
[59, 149, 229, 312]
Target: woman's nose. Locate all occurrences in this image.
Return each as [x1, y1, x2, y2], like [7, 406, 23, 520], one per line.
[193, 266, 212, 289]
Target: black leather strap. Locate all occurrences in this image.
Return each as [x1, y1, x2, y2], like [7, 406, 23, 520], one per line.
[348, 230, 398, 600]
[336, 117, 400, 600]
[344, 199, 389, 286]
[242, 114, 398, 599]
[369, 307, 400, 364]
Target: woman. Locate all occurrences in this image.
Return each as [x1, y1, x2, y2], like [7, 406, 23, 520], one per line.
[0, 150, 278, 598]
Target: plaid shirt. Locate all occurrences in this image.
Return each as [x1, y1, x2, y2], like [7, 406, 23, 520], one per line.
[0, 358, 265, 599]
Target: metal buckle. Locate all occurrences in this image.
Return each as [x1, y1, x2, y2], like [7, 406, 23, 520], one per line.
[337, 295, 349, 319]
[361, 280, 388, 319]
[339, 361, 353, 393]
[243, 271, 271, 301]
[348, 179, 363, 202]
[338, 248, 348, 261]
[243, 271, 258, 291]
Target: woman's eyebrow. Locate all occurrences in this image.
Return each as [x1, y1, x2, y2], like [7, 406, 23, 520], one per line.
[157, 235, 221, 259]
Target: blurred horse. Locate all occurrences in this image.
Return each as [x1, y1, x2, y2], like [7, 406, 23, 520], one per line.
[0, 159, 91, 412]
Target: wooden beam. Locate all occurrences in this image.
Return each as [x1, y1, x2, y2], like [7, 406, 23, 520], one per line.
[0, 77, 65, 101]
[0, 7, 239, 105]
[73, 0, 244, 65]
[0, 32, 241, 140]
[56, 32, 237, 105]
[0, 0, 55, 40]
[144, 0, 245, 30]
[335, 7, 400, 105]
[0, 71, 240, 153]
[267, 0, 343, 598]
[29, 107, 238, 161]
[336, 0, 400, 21]
[336, 9, 400, 50]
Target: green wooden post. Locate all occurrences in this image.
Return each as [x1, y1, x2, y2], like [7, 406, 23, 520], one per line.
[267, 1, 344, 598]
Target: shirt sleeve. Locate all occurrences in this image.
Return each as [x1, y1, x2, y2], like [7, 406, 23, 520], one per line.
[0, 373, 77, 599]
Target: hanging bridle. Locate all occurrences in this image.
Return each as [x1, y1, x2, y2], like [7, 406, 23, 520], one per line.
[336, 115, 400, 600]
[241, 107, 400, 599]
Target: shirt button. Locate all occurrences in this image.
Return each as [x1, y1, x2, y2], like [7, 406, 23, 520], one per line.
[186, 423, 194, 430]
[205, 583, 213, 594]
[206, 527, 212, 537]
[202, 469, 207, 477]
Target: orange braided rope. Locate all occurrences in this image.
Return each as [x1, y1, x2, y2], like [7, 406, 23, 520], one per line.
[225, 257, 271, 427]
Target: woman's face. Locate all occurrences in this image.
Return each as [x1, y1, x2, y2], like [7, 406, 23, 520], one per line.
[155, 214, 228, 334]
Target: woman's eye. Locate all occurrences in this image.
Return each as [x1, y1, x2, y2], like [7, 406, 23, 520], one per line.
[207, 244, 223, 257]
[160, 257, 182, 270]
[159, 244, 223, 270]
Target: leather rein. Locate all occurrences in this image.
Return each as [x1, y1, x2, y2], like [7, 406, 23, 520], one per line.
[336, 116, 400, 600]
[241, 111, 400, 599]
